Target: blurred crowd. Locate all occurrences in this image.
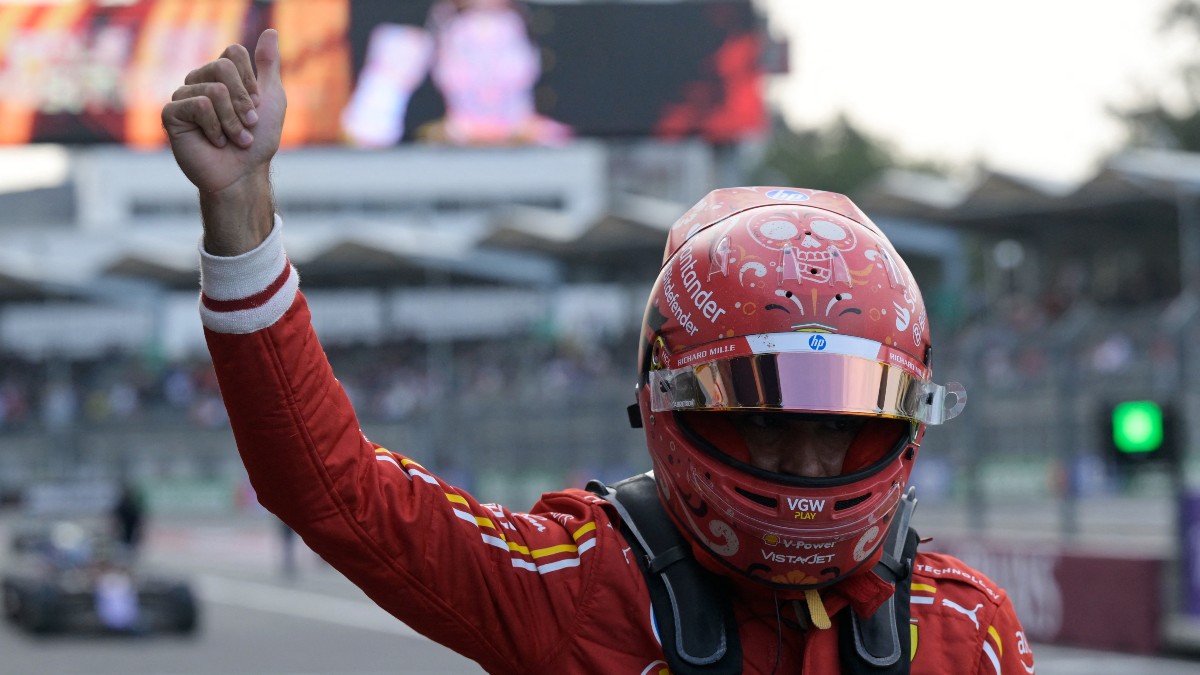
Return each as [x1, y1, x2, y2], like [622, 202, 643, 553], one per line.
[0, 354, 227, 433]
[0, 276, 1194, 447]
[0, 276, 1195, 513]
[0, 330, 635, 435]
[942, 258, 1194, 397]
[2, 259, 1197, 512]
[950, 296, 1183, 394]
[0, 289, 1192, 437]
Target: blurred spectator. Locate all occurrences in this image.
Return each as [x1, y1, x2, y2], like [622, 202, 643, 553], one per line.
[40, 379, 78, 431]
[1150, 334, 1180, 394]
[162, 365, 196, 409]
[111, 480, 146, 556]
[108, 379, 140, 420]
[1041, 260, 1089, 320]
[189, 394, 229, 428]
[1089, 332, 1135, 374]
[0, 378, 29, 429]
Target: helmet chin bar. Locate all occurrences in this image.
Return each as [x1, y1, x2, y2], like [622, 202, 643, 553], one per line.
[649, 405, 919, 591]
[651, 443, 907, 592]
[698, 523, 883, 592]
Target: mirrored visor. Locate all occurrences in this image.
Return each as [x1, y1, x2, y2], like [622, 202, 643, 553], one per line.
[649, 351, 966, 425]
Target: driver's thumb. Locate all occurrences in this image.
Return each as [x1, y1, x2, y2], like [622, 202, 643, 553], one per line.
[255, 29, 281, 89]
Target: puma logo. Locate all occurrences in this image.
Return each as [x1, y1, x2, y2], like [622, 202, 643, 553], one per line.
[942, 598, 983, 630]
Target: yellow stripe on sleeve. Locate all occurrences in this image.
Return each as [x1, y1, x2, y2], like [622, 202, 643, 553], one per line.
[987, 625, 1003, 656]
[531, 544, 580, 559]
[441, 492, 508, 539]
[504, 540, 581, 558]
[571, 522, 597, 540]
[911, 583, 937, 593]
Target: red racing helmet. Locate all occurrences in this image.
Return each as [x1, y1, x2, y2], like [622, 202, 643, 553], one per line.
[633, 187, 965, 591]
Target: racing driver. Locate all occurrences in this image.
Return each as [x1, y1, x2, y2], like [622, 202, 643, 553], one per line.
[164, 29, 1035, 674]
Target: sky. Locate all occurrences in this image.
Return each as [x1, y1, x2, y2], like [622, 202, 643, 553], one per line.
[757, 0, 1191, 184]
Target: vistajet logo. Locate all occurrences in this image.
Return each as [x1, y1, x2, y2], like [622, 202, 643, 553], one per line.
[761, 550, 834, 565]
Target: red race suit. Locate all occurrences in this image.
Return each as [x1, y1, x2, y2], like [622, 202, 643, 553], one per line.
[198, 219, 1036, 675]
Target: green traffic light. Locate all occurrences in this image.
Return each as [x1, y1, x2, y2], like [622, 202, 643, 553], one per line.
[1111, 401, 1163, 454]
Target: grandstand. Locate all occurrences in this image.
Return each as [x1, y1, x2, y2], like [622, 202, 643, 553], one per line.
[3, 142, 1197, 516]
[0, 139, 723, 507]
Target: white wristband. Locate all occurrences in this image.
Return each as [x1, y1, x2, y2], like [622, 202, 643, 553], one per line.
[198, 214, 300, 334]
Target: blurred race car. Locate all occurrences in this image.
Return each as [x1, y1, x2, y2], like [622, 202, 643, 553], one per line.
[2, 519, 199, 635]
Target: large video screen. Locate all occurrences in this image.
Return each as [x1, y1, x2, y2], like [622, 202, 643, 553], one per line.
[0, 0, 766, 147]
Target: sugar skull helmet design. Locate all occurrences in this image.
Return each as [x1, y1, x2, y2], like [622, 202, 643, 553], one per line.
[633, 187, 966, 591]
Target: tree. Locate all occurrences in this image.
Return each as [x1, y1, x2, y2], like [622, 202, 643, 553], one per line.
[1115, 1, 1200, 151]
[751, 113, 948, 196]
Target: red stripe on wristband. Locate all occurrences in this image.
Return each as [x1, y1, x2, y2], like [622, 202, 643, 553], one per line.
[201, 260, 292, 313]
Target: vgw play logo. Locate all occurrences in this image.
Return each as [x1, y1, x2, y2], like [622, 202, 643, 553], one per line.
[788, 497, 826, 520]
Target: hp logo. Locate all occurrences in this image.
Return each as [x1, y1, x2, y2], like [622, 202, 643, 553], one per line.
[808, 335, 827, 351]
[765, 189, 810, 202]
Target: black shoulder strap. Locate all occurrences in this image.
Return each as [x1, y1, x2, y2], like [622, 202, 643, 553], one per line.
[586, 473, 742, 675]
[839, 487, 920, 675]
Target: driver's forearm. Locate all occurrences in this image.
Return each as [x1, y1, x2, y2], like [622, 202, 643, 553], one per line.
[200, 169, 276, 257]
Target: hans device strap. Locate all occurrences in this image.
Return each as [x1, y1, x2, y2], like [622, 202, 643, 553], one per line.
[839, 487, 919, 675]
[587, 473, 742, 675]
[590, 474, 919, 674]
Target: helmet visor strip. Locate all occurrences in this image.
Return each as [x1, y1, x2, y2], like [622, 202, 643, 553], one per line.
[649, 350, 966, 426]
